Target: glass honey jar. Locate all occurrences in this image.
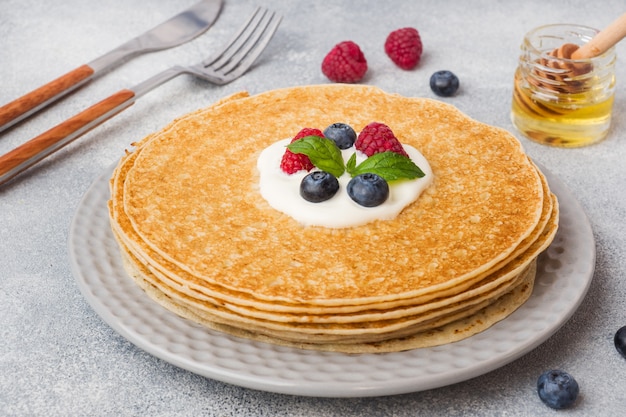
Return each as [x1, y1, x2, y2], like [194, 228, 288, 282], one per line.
[511, 24, 616, 147]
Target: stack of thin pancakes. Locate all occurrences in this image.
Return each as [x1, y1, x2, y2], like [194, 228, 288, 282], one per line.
[108, 85, 558, 353]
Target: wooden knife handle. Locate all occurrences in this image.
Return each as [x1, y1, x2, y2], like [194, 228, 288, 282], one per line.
[0, 89, 135, 186]
[0, 64, 95, 132]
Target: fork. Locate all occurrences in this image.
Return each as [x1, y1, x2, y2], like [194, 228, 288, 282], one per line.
[0, 7, 281, 186]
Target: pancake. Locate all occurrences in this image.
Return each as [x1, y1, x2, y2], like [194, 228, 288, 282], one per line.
[107, 84, 557, 353]
[119, 242, 536, 338]
[123, 251, 537, 353]
[120, 85, 544, 301]
[108, 144, 555, 318]
[110, 189, 555, 344]
[112, 192, 556, 328]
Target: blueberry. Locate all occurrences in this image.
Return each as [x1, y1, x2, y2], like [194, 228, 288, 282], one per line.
[430, 70, 460, 97]
[615, 326, 626, 358]
[347, 173, 389, 207]
[300, 171, 339, 203]
[323, 123, 357, 150]
[537, 370, 579, 409]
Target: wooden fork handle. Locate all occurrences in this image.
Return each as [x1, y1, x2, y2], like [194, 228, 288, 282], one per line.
[0, 89, 135, 186]
[0, 64, 95, 133]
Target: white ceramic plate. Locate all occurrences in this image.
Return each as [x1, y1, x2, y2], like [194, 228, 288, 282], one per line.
[69, 165, 595, 397]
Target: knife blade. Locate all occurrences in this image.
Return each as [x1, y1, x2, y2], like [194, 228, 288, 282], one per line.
[0, 0, 223, 133]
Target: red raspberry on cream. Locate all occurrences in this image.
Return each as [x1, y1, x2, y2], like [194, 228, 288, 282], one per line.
[279, 128, 324, 174]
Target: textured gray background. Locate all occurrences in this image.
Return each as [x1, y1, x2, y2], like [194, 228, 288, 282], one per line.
[1, 0, 626, 415]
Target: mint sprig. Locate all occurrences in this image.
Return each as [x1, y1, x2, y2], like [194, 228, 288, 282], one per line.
[347, 151, 425, 181]
[286, 136, 345, 178]
[287, 136, 426, 182]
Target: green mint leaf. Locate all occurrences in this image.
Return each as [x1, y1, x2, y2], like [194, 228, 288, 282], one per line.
[286, 136, 345, 178]
[351, 151, 426, 182]
[346, 153, 357, 176]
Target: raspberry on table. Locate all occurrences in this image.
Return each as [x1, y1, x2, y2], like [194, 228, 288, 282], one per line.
[385, 27, 423, 70]
[321, 41, 368, 83]
[355, 122, 408, 157]
[280, 128, 324, 174]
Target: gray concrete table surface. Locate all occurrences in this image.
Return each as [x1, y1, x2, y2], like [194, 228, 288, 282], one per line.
[1, 0, 625, 415]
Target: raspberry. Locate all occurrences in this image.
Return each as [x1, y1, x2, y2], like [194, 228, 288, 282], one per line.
[280, 128, 324, 174]
[355, 122, 408, 157]
[385, 27, 423, 70]
[321, 41, 368, 83]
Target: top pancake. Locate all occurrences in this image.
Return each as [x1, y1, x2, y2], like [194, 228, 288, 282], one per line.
[117, 85, 544, 305]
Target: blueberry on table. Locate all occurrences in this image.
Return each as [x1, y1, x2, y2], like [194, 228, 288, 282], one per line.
[615, 326, 626, 358]
[430, 70, 460, 97]
[300, 171, 339, 203]
[537, 369, 579, 409]
[347, 173, 389, 207]
[323, 123, 357, 150]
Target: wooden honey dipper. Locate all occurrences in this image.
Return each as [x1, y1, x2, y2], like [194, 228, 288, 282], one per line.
[568, 13, 626, 59]
[547, 13, 626, 71]
[530, 13, 626, 94]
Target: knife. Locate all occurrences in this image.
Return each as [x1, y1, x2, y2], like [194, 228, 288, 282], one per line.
[0, 0, 223, 133]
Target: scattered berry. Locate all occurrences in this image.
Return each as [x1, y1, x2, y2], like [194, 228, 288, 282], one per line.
[323, 123, 357, 149]
[615, 326, 626, 358]
[385, 27, 423, 70]
[355, 122, 408, 157]
[300, 171, 340, 203]
[280, 128, 324, 174]
[322, 41, 368, 83]
[537, 370, 579, 409]
[347, 173, 389, 207]
[430, 70, 460, 97]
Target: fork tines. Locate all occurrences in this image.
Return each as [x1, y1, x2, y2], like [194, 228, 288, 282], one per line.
[202, 7, 282, 81]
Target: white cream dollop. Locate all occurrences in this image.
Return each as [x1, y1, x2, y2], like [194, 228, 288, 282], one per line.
[257, 139, 433, 228]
